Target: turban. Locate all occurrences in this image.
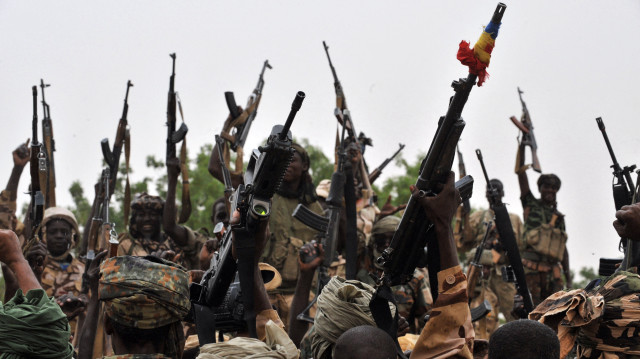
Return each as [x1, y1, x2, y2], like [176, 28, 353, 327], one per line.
[0, 289, 73, 359]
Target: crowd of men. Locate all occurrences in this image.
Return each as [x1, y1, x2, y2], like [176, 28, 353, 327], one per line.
[2, 8, 640, 358]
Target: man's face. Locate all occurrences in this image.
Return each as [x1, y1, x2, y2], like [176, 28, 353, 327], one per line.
[284, 152, 306, 183]
[540, 182, 558, 205]
[135, 207, 162, 240]
[46, 219, 72, 256]
[211, 201, 228, 226]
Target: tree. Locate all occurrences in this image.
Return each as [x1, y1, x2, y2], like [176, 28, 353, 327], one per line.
[373, 152, 425, 207]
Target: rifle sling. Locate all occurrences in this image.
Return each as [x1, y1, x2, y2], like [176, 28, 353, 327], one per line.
[369, 284, 408, 359]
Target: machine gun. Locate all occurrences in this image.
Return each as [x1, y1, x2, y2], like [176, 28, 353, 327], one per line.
[190, 92, 305, 343]
[467, 221, 492, 299]
[368, 143, 405, 184]
[222, 60, 272, 152]
[595, 117, 640, 271]
[24, 86, 46, 248]
[40, 79, 56, 208]
[475, 148, 534, 314]
[511, 87, 541, 173]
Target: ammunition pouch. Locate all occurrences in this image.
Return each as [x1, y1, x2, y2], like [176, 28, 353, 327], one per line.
[523, 224, 567, 262]
[277, 236, 305, 283]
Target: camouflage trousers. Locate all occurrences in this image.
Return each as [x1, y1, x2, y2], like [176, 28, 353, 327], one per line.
[525, 269, 563, 306]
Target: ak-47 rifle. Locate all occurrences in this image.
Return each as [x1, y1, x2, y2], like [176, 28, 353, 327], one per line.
[368, 143, 405, 184]
[370, 6, 505, 355]
[40, 79, 56, 208]
[25, 86, 46, 248]
[511, 87, 541, 173]
[475, 149, 534, 314]
[454, 145, 473, 250]
[466, 221, 492, 299]
[102, 80, 133, 197]
[222, 60, 272, 152]
[215, 134, 234, 215]
[595, 117, 640, 270]
[191, 92, 305, 343]
[291, 115, 350, 323]
[166, 53, 190, 223]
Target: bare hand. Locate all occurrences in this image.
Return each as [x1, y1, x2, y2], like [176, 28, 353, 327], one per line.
[229, 210, 270, 262]
[298, 241, 324, 273]
[378, 195, 407, 218]
[56, 293, 87, 320]
[12, 140, 30, 167]
[410, 171, 461, 226]
[85, 250, 107, 295]
[613, 203, 640, 241]
[396, 315, 410, 337]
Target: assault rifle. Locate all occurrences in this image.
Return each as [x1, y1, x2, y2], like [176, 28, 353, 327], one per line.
[101, 80, 133, 196]
[511, 87, 541, 173]
[454, 145, 472, 250]
[40, 79, 56, 208]
[370, 6, 505, 355]
[595, 117, 640, 270]
[475, 149, 534, 314]
[190, 91, 305, 343]
[467, 221, 492, 299]
[223, 60, 272, 152]
[368, 143, 405, 184]
[25, 86, 45, 246]
[292, 115, 350, 323]
[166, 53, 188, 163]
[215, 135, 234, 210]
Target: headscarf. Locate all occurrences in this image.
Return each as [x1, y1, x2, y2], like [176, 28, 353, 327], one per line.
[309, 276, 395, 359]
[197, 320, 299, 359]
[530, 270, 640, 358]
[0, 288, 73, 359]
[99, 255, 190, 358]
[129, 193, 165, 239]
[277, 143, 317, 206]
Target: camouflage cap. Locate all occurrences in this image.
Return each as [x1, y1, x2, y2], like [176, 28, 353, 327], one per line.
[371, 215, 400, 237]
[42, 207, 80, 234]
[131, 192, 165, 212]
[99, 255, 190, 329]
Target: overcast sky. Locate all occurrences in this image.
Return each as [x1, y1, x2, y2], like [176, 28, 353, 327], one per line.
[1, 1, 639, 275]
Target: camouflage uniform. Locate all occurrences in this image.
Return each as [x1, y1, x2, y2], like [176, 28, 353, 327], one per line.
[466, 209, 521, 330]
[99, 255, 191, 359]
[521, 191, 566, 305]
[393, 267, 432, 333]
[103, 355, 170, 359]
[531, 270, 640, 358]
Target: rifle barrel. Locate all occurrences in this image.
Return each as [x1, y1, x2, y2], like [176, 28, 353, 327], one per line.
[280, 91, 305, 140]
[596, 117, 622, 171]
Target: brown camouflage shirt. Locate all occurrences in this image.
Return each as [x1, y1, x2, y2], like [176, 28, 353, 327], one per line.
[41, 254, 85, 333]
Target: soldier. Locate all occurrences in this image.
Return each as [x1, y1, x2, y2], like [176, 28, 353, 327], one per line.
[117, 193, 202, 270]
[516, 145, 570, 305]
[358, 215, 432, 333]
[463, 179, 523, 338]
[39, 207, 86, 334]
[260, 143, 324, 321]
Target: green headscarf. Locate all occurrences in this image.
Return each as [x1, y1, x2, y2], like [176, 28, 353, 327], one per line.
[0, 288, 73, 359]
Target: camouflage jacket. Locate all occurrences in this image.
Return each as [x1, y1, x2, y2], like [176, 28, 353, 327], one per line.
[410, 265, 473, 359]
[531, 270, 640, 358]
[393, 268, 432, 328]
[466, 209, 524, 264]
[117, 226, 205, 270]
[41, 255, 84, 298]
[521, 191, 565, 234]
[261, 193, 324, 291]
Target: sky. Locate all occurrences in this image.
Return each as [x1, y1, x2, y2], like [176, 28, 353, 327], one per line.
[1, 0, 639, 276]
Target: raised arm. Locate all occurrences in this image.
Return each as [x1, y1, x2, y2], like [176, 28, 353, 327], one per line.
[0, 229, 40, 295]
[207, 140, 243, 188]
[163, 158, 189, 245]
[5, 141, 30, 200]
[516, 143, 531, 197]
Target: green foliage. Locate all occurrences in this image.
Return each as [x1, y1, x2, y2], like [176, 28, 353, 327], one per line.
[182, 144, 225, 230]
[374, 153, 424, 207]
[298, 138, 334, 186]
[68, 181, 91, 227]
[572, 266, 601, 289]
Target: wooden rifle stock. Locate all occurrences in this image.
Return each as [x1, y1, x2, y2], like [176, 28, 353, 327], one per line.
[40, 79, 56, 208]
